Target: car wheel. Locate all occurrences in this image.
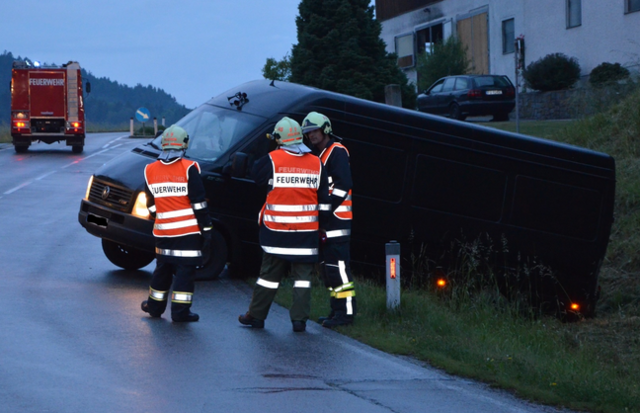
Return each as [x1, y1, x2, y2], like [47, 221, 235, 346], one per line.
[449, 104, 464, 121]
[102, 239, 155, 270]
[72, 145, 84, 154]
[14, 145, 29, 153]
[195, 228, 228, 280]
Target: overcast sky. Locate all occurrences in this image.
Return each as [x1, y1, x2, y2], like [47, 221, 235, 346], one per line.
[0, 0, 320, 109]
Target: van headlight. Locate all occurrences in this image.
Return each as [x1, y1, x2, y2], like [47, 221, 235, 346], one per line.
[85, 175, 94, 199]
[132, 192, 150, 219]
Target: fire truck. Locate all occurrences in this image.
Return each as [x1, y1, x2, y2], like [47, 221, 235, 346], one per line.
[10, 60, 89, 153]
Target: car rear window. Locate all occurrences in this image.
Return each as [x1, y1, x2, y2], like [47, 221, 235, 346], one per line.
[474, 76, 511, 88]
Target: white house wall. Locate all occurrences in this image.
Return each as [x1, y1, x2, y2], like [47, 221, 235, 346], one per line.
[379, 0, 639, 91]
[523, 1, 640, 79]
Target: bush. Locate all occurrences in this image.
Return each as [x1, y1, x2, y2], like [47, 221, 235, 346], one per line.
[589, 62, 630, 87]
[416, 36, 470, 92]
[523, 53, 581, 92]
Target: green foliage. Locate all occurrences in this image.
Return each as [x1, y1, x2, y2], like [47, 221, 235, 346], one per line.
[523, 53, 581, 92]
[589, 62, 630, 87]
[416, 37, 470, 91]
[0, 51, 190, 129]
[262, 53, 292, 81]
[283, 0, 415, 108]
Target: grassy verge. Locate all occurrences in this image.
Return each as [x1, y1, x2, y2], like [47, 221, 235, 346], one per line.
[270, 89, 640, 413]
[0, 124, 10, 144]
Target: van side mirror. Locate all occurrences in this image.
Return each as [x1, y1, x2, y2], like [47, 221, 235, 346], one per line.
[224, 152, 248, 178]
[86, 82, 91, 94]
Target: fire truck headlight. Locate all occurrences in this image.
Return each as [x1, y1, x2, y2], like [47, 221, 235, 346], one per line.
[133, 192, 150, 219]
[85, 175, 94, 199]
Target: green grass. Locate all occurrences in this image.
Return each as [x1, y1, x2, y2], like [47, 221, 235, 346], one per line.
[269, 88, 640, 413]
[0, 125, 10, 144]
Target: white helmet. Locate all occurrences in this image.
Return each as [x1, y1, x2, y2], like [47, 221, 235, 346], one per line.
[161, 125, 189, 150]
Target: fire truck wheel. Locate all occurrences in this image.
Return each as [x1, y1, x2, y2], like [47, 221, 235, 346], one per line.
[195, 228, 228, 281]
[72, 145, 84, 154]
[14, 145, 29, 153]
[101, 239, 155, 270]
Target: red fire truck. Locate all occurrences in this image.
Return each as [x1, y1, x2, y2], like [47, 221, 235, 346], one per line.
[10, 60, 89, 153]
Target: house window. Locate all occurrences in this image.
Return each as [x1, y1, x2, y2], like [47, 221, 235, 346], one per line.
[567, 0, 581, 28]
[502, 18, 514, 54]
[627, 0, 640, 13]
[395, 33, 415, 68]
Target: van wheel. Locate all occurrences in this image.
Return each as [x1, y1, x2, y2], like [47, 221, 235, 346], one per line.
[102, 239, 155, 270]
[195, 228, 228, 281]
[449, 104, 465, 121]
[14, 145, 29, 153]
[72, 145, 84, 154]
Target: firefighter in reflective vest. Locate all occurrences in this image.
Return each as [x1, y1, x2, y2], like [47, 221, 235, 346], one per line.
[302, 111, 356, 328]
[238, 117, 330, 332]
[141, 125, 213, 322]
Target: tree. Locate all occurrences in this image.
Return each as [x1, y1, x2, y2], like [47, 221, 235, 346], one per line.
[268, 0, 416, 108]
[262, 53, 292, 81]
[416, 37, 470, 91]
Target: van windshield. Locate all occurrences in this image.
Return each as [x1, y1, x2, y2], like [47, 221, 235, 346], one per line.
[151, 105, 266, 162]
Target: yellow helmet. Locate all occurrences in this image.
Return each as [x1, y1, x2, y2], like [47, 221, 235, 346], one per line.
[270, 117, 303, 146]
[302, 111, 332, 135]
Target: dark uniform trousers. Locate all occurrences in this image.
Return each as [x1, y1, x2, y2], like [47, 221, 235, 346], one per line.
[146, 260, 197, 318]
[249, 253, 314, 322]
[322, 239, 357, 317]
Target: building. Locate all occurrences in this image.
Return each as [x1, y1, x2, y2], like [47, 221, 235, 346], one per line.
[376, 0, 640, 91]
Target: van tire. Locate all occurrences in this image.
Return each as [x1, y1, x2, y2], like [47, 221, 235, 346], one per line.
[72, 145, 84, 154]
[14, 145, 29, 153]
[195, 228, 228, 281]
[102, 239, 155, 270]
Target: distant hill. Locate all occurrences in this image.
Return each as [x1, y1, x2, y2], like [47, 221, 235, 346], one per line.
[0, 51, 190, 129]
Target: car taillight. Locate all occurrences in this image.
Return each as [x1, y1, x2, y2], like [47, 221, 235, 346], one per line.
[467, 89, 482, 99]
[505, 87, 515, 98]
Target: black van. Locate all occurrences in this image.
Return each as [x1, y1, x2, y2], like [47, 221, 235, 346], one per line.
[78, 79, 615, 316]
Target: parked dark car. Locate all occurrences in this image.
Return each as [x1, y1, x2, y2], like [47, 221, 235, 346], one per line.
[417, 75, 515, 121]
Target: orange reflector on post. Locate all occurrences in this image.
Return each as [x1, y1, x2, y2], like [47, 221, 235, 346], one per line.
[390, 258, 396, 279]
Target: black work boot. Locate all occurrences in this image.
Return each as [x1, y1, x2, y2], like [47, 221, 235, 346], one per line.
[238, 312, 265, 328]
[292, 320, 306, 332]
[172, 311, 199, 322]
[141, 300, 162, 318]
[317, 311, 335, 324]
[322, 311, 354, 329]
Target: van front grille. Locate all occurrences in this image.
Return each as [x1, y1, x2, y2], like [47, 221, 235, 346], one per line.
[88, 179, 134, 212]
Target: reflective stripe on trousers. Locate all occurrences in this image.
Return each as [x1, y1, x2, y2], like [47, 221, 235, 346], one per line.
[172, 291, 193, 304]
[156, 247, 202, 257]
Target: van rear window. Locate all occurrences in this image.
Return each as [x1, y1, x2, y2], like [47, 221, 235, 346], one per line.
[412, 155, 506, 222]
[510, 176, 601, 240]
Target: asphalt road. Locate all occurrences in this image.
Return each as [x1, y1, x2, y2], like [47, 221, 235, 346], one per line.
[0, 134, 573, 413]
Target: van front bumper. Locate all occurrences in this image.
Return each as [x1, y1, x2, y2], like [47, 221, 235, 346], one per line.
[78, 199, 155, 252]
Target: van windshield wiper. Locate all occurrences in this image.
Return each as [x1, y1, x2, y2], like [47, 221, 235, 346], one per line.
[147, 140, 161, 150]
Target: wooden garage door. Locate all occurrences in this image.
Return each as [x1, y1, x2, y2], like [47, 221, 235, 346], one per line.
[457, 12, 489, 74]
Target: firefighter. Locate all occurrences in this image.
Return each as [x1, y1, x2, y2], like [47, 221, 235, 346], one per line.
[238, 117, 330, 332]
[141, 125, 213, 322]
[301, 111, 356, 328]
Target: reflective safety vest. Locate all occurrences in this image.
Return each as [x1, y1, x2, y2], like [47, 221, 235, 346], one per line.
[259, 149, 322, 232]
[320, 142, 353, 221]
[144, 158, 202, 238]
